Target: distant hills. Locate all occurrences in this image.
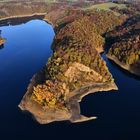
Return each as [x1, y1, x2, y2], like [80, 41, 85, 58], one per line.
[0, 0, 139, 3]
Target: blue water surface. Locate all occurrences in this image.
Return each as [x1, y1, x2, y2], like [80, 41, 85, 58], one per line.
[0, 19, 140, 140]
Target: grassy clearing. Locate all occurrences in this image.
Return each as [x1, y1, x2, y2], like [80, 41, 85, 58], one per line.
[85, 2, 126, 11]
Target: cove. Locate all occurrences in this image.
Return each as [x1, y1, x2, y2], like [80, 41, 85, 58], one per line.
[0, 19, 55, 138]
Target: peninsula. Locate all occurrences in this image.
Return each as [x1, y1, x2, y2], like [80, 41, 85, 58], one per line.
[0, 0, 139, 124]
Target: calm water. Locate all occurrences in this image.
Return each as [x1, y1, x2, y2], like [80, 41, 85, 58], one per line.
[0, 20, 140, 140]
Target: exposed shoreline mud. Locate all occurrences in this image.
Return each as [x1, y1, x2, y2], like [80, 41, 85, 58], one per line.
[107, 54, 140, 76]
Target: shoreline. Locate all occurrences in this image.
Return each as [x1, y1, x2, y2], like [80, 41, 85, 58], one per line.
[0, 13, 47, 26]
[107, 54, 140, 76]
[0, 13, 46, 22]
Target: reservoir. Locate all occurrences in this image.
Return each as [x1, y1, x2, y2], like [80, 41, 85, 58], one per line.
[0, 19, 140, 140]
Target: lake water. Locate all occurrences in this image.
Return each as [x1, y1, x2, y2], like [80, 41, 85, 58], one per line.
[0, 20, 140, 140]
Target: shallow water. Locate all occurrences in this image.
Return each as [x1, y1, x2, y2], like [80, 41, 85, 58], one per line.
[0, 20, 140, 140]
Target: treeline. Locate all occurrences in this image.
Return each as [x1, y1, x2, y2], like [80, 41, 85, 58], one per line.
[108, 33, 140, 65]
[53, 16, 105, 52]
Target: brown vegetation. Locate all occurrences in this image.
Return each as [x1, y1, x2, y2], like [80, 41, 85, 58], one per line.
[107, 13, 140, 67]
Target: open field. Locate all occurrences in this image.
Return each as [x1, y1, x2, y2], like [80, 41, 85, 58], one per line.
[85, 2, 126, 11]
